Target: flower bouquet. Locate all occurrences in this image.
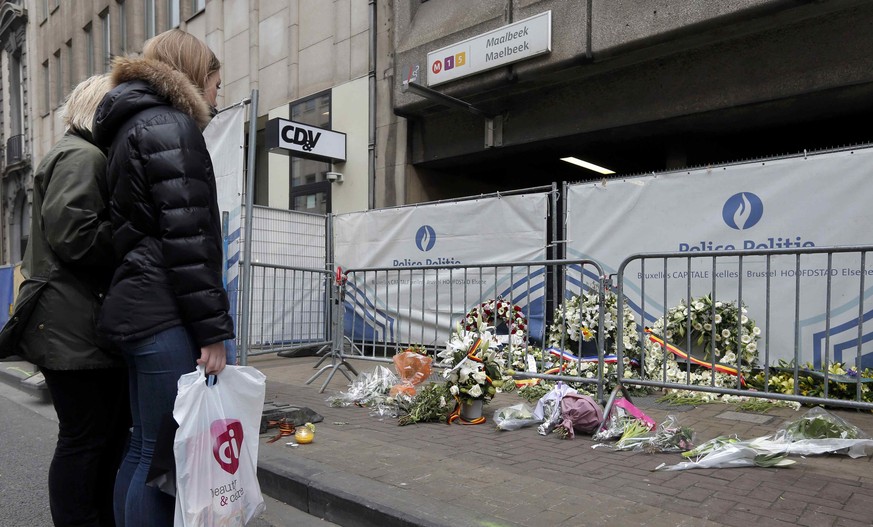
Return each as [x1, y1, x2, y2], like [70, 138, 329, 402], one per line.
[436, 329, 507, 405]
[436, 324, 513, 423]
[547, 287, 641, 358]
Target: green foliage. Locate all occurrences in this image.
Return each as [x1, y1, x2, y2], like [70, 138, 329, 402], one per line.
[657, 392, 712, 406]
[518, 382, 551, 403]
[748, 360, 873, 404]
[397, 383, 452, 426]
[734, 399, 779, 413]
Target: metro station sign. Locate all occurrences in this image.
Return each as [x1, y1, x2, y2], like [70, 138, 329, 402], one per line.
[426, 11, 551, 87]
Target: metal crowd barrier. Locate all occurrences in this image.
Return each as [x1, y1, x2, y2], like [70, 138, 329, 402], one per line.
[310, 259, 612, 400]
[615, 246, 873, 410]
[237, 262, 333, 360]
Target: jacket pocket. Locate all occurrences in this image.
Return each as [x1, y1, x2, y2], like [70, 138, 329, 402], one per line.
[0, 278, 49, 359]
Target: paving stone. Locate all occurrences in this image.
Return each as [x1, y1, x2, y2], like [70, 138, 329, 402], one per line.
[248, 355, 873, 527]
[715, 410, 777, 424]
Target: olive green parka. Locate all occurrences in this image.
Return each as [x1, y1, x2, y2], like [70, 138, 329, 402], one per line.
[16, 129, 123, 370]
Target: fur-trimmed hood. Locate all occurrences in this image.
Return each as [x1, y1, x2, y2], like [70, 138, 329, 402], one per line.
[111, 56, 211, 128]
[92, 56, 211, 149]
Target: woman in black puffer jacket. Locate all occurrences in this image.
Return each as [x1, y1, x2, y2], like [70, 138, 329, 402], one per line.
[92, 29, 232, 527]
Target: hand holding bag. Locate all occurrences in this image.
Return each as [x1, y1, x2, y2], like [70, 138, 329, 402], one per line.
[172, 365, 267, 526]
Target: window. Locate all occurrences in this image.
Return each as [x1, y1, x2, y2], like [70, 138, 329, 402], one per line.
[40, 0, 48, 22]
[101, 9, 112, 71]
[192, 0, 205, 13]
[118, 1, 128, 54]
[66, 40, 74, 92]
[145, 0, 156, 38]
[42, 60, 50, 115]
[84, 23, 94, 76]
[168, 0, 180, 28]
[288, 91, 333, 214]
[9, 52, 23, 135]
[54, 50, 63, 107]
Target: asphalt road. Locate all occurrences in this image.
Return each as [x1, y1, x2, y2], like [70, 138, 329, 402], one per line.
[0, 379, 336, 527]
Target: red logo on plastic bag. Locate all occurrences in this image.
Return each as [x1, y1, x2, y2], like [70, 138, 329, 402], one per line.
[211, 419, 244, 474]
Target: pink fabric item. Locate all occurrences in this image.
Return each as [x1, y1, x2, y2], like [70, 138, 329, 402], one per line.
[559, 393, 604, 439]
[613, 398, 656, 429]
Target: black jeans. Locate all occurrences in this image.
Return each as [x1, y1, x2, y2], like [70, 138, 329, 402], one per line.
[41, 367, 131, 527]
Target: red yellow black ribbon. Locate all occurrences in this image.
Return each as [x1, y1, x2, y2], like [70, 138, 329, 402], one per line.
[645, 328, 746, 386]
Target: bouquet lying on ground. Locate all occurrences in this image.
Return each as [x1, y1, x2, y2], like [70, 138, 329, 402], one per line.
[655, 408, 873, 471]
[326, 366, 397, 408]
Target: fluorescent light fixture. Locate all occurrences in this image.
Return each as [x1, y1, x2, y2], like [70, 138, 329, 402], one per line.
[560, 156, 615, 175]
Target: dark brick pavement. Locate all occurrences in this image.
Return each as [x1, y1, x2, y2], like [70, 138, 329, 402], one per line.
[253, 354, 873, 527]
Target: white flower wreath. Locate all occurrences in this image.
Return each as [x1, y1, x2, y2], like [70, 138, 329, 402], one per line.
[644, 293, 761, 387]
[547, 288, 640, 358]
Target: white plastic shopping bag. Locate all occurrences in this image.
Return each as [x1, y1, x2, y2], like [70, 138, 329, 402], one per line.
[172, 365, 267, 526]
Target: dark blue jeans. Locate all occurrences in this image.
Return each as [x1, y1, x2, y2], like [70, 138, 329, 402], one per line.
[113, 325, 198, 527]
[41, 367, 130, 527]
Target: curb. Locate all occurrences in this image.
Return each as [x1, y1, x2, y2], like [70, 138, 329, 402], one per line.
[0, 359, 51, 403]
[257, 447, 521, 527]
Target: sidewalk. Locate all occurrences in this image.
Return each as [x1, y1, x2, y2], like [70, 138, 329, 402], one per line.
[253, 354, 873, 527]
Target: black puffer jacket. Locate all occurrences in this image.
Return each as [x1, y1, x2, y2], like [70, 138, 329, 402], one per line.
[92, 57, 234, 347]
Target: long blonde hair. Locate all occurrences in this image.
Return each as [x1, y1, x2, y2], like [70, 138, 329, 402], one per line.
[143, 29, 220, 92]
[60, 74, 113, 134]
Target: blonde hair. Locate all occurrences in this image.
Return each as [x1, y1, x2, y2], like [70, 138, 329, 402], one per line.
[61, 74, 113, 133]
[143, 29, 220, 92]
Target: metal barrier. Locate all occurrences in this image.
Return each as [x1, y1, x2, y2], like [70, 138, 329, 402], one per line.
[615, 246, 873, 410]
[329, 259, 612, 400]
[237, 262, 332, 359]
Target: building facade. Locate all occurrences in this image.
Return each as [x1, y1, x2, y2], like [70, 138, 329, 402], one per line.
[7, 0, 873, 266]
[0, 0, 31, 264]
[393, 0, 873, 199]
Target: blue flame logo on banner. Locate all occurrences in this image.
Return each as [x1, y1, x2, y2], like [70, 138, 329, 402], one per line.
[722, 192, 764, 230]
[415, 225, 436, 252]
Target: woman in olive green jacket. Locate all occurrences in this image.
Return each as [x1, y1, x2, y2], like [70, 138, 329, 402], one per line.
[17, 74, 130, 527]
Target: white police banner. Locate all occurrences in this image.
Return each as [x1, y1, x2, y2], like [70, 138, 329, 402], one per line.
[567, 147, 873, 368]
[334, 193, 548, 346]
